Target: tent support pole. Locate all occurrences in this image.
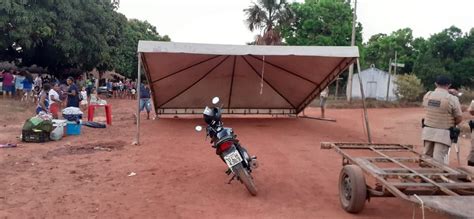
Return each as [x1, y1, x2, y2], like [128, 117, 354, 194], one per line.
[356, 58, 372, 143]
[135, 53, 142, 145]
[299, 116, 336, 122]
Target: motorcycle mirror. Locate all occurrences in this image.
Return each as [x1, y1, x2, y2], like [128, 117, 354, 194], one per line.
[212, 97, 220, 105]
[195, 125, 203, 132]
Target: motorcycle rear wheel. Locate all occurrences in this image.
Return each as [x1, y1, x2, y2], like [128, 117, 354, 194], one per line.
[235, 164, 257, 196]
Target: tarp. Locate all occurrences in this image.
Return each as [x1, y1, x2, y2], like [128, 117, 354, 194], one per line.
[137, 41, 359, 115]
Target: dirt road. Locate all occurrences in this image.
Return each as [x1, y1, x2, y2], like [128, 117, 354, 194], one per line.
[2, 99, 470, 218]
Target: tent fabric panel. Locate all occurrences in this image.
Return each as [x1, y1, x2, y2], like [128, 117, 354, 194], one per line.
[143, 53, 218, 82]
[228, 56, 293, 109]
[145, 55, 228, 107]
[161, 56, 234, 108]
[138, 41, 359, 57]
[251, 55, 345, 85]
[243, 56, 316, 107]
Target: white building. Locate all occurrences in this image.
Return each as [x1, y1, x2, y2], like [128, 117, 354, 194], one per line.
[351, 65, 398, 101]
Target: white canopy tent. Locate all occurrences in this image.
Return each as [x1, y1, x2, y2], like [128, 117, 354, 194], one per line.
[137, 41, 359, 115]
[134, 41, 362, 144]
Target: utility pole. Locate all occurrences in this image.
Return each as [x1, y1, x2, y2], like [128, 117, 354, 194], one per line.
[386, 58, 392, 101]
[346, 0, 357, 102]
[393, 51, 398, 75]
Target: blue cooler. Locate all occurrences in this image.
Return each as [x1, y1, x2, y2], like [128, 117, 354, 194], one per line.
[66, 121, 82, 135]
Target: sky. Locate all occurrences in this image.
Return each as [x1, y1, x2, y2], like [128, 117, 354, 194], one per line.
[118, 0, 474, 45]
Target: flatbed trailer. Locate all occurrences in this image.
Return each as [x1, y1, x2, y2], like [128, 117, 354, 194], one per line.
[321, 142, 474, 218]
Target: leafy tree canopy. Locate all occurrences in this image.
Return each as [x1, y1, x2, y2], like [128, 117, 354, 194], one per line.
[362, 28, 416, 73]
[280, 0, 362, 46]
[0, 0, 170, 78]
[244, 0, 294, 45]
[413, 26, 474, 88]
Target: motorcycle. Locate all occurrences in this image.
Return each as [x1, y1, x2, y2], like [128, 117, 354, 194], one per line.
[195, 97, 258, 196]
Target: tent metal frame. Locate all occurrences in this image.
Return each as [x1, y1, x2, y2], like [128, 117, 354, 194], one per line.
[135, 46, 364, 144]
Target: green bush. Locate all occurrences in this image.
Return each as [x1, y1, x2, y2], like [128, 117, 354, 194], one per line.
[394, 74, 425, 102]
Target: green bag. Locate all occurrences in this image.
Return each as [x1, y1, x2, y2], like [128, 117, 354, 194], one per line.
[22, 118, 54, 133]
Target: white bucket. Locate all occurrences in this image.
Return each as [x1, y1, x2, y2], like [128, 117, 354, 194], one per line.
[50, 120, 67, 141]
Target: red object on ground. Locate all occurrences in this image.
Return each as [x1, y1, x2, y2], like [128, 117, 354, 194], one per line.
[87, 104, 112, 125]
[49, 103, 60, 119]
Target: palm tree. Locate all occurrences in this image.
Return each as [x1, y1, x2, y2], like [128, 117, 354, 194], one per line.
[244, 0, 294, 45]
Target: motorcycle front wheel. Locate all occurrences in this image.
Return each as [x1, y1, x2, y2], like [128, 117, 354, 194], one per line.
[234, 163, 257, 196]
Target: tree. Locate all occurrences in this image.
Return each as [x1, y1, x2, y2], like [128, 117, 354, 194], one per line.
[280, 0, 362, 46]
[244, 0, 294, 45]
[112, 19, 170, 78]
[362, 28, 416, 73]
[413, 26, 474, 89]
[0, 0, 170, 78]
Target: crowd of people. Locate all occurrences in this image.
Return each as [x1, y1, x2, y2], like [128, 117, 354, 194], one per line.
[1, 69, 150, 119]
[1, 69, 56, 102]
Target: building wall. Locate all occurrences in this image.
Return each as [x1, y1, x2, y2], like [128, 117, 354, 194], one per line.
[351, 67, 398, 101]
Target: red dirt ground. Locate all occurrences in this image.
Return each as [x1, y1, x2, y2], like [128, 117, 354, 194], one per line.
[1, 98, 471, 218]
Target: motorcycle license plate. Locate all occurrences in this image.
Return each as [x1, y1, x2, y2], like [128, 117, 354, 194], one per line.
[224, 150, 243, 168]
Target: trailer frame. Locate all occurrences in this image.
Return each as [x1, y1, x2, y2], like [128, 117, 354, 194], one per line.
[321, 142, 474, 218]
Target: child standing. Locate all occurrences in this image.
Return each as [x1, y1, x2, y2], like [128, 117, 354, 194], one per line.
[90, 87, 107, 105]
[80, 87, 88, 111]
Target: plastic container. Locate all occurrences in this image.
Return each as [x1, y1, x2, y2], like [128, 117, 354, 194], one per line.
[66, 121, 82, 135]
[51, 119, 67, 140]
[50, 126, 64, 140]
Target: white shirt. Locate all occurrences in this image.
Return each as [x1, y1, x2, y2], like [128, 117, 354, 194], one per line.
[34, 77, 42, 87]
[320, 87, 329, 98]
[80, 91, 88, 101]
[49, 89, 59, 104]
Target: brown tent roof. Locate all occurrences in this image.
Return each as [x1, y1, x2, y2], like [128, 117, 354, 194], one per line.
[138, 41, 358, 115]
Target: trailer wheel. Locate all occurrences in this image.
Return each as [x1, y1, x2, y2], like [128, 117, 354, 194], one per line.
[339, 165, 367, 213]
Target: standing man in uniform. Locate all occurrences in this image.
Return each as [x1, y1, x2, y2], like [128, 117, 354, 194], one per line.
[422, 75, 462, 164]
[467, 100, 474, 166]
